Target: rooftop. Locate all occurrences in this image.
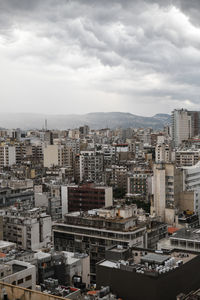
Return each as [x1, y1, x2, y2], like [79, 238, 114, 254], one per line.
[0, 241, 15, 249]
[98, 249, 197, 278]
[171, 228, 200, 242]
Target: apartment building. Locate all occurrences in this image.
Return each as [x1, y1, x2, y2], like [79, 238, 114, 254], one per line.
[53, 205, 146, 282]
[0, 187, 34, 208]
[151, 163, 183, 225]
[79, 151, 104, 183]
[0, 145, 16, 168]
[176, 149, 200, 167]
[182, 161, 200, 191]
[44, 145, 73, 168]
[3, 208, 51, 251]
[155, 143, 172, 163]
[127, 174, 150, 200]
[61, 183, 113, 216]
[172, 109, 192, 147]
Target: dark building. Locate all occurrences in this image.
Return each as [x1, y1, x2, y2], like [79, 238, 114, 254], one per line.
[177, 288, 200, 299]
[96, 247, 200, 300]
[62, 183, 113, 213]
[0, 187, 34, 208]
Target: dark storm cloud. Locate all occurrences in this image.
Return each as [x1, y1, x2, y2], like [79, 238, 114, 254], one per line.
[0, 0, 200, 114]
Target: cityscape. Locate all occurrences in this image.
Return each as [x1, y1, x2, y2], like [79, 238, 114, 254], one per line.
[1, 0, 200, 300]
[0, 109, 199, 299]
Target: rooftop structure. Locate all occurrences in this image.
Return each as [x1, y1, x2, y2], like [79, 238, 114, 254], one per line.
[97, 247, 200, 300]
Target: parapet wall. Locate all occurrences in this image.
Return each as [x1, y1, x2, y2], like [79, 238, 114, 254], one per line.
[0, 282, 68, 300]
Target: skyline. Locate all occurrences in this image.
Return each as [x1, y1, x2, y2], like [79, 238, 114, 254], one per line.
[1, 0, 200, 115]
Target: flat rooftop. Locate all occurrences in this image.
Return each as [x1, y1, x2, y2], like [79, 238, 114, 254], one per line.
[65, 211, 137, 224]
[0, 241, 15, 249]
[171, 228, 200, 242]
[98, 249, 197, 278]
[133, 250, 196, 265]
[140, 253, 170, 265]
[12, 264, 27, 273]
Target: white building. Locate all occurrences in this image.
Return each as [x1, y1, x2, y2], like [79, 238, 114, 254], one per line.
[0, 260, 36, 290]
[3, 208, 52, 251]
[155, 143, 172, 163]
[0, 145, 16, 168]
[172, 109, 192, 147]
[182, 161, 200, 191]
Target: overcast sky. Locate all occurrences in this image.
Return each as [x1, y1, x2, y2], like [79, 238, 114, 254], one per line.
[1, 0, 200, 116]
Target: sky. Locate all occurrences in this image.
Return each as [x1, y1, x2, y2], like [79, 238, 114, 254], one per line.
[1, 0, 200, 116]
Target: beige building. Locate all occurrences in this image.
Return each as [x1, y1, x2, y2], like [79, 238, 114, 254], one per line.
[176, 149, 200, 167]
[151, 163, 183, 225]
[178, 191, 200, 215]
[44, 145, 73, 168]
[155, 143, 172, 163]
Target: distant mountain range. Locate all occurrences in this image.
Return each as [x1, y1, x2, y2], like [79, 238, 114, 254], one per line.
[0, 112, 171, 130]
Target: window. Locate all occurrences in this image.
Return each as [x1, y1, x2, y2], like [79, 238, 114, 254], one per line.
[25, 275, 32, 281]
[18, 278, 23, 284]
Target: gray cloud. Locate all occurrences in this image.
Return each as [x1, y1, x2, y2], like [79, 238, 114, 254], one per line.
[0, 0, 200, 116]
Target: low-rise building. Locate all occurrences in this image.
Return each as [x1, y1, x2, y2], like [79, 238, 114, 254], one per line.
[0, 260, 36, 290]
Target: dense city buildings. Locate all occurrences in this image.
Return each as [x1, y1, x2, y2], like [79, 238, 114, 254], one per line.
[2, 109, 200, 298]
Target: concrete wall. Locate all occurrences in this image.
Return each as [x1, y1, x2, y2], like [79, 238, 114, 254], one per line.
[0, 282, 68, 300]
[153, 165, 166, 221]
[34, 193, 49, 207]
[105, 187, 113, 207]
[178, 191, 195, 212]
[2, 260, 36, 290]
[81, 255, 90, 288]
[44, 145, 58, 168]
[61, 186, 68, 218]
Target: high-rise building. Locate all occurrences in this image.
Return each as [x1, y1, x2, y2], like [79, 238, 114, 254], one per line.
[151, 163, 183, 224]
[172, 109, 200, 147]
[79, 151, 104, 183]
[172, 109, 192, 147]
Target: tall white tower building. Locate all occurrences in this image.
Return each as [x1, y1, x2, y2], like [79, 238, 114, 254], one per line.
[172, 109, 192, 147]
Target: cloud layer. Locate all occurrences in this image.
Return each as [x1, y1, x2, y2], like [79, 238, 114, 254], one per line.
[1, 0, 200, 116]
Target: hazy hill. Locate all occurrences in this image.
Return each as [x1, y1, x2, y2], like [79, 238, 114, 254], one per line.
[0, 112, 171, 130]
